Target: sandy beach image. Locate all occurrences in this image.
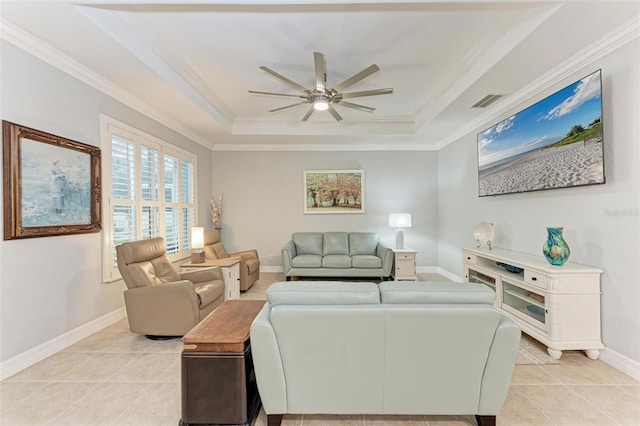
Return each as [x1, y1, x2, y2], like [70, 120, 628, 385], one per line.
[479, 140, 604, 196]
[477, 70, 605, 196]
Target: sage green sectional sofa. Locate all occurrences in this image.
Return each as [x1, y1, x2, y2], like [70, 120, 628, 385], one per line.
[281, 232, 393, 281]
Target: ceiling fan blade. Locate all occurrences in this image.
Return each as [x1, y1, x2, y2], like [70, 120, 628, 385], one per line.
[259, 66, 309, 93]
[301, 105, 315, 121]
[314, 52, 326, 92]
[333, 64, 380, 92]
[337, 100, 375, 113]
[327, 105, 343, 122]
[249, 90, 307, 99]
[269, 101, 309, 113]
[341, 88, 393, 99]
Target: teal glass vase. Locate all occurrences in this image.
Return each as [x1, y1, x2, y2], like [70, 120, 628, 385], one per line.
[542, 227, 570, 266]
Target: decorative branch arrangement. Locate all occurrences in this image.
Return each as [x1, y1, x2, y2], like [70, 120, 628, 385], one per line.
[210, 193, 223, 229]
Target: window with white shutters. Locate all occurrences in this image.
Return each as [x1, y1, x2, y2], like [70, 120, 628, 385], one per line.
[100, 115, 197, 283]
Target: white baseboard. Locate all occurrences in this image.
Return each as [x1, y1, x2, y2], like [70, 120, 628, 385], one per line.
[435, 267, 464, 282]
[415, 266, 439, 274]
[260, 266, 283, 273]
[0, 307, 127, 381]
[415, 266, 463, 282]
[599, 347, 640, 381]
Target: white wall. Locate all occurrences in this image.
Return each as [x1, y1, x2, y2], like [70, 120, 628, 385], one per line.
[437, 40, 640, 363]
[0, 41, 214, 365]
[211, 150, 438, 268]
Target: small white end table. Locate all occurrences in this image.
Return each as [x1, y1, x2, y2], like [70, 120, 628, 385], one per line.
[391, 248, 417, 281]
[181, 257, 241, 300]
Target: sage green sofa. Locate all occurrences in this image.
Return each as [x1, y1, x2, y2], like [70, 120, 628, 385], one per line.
[250, 281, 521, 426]
[281, 232, 393, 281]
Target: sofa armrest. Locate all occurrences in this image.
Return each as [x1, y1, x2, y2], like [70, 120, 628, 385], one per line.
[179, 266, 223, 283]
[281, 241, 296, 274]
[123, 280, 200, 335]
[250, 305, 287, 414]
[376, 243, 394, 276]
[478, 315, 521, 414]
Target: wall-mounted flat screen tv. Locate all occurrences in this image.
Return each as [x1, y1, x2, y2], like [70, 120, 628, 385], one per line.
[477, 69, 605, 197]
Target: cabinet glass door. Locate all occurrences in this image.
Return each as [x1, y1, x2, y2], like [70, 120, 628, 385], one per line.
[467, 268, 497, 292]
[502, 279, 546, 329]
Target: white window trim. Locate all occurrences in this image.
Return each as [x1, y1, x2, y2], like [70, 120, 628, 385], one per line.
[100, 114, 198, 283]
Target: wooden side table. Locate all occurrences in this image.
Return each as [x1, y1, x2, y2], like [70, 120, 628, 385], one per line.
[180, 300, 266, 426]
[392, 248, 418, 281]
[181, 257, 241, 300]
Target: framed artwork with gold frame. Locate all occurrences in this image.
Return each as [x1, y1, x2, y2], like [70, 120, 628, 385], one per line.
[3, 121, 102, 240]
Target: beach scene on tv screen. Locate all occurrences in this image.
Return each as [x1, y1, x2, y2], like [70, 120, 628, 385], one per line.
[477, 70, 604, 197]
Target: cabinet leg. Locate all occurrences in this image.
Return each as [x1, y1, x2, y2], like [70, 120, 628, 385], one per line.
[547, 348, 563, 360]
[475, 415, 496, 426]
[585, 349, 601, 360]
[268, 414, 283, 426]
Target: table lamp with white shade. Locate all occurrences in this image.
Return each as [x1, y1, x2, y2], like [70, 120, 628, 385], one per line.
[388, 213, 412, 249]
[191, 227, 205, 263]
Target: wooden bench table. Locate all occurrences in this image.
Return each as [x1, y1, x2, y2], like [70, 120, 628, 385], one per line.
[180, 300, 266, 426]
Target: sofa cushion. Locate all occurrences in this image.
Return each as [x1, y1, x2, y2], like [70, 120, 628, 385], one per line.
[379, 282, 496, 304]
[292, 233, 323, 255]
[322, 254, 352, 268]
[351, 254, 383, 269]
[323, 232, 349, 255]
[292, 254, 322, 268]
[349, 233, 379, 255]
[127, 257, 181, 287]
[204, 245, 218, 260]
[267, 282, 380, 306]
[212, 242, 229, 259]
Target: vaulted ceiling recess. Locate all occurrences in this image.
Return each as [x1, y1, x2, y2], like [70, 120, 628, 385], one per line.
[249, 52, 393, 122]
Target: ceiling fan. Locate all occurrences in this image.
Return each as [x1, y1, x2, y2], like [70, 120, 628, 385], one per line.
[249, 52, 393, 122]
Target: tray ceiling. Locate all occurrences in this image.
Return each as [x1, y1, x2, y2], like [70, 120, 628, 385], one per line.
[1, 1, 638, 150]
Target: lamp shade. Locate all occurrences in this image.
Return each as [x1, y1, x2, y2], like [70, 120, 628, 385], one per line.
[191, 227, 204, 249]
[388, 213, 412, 228]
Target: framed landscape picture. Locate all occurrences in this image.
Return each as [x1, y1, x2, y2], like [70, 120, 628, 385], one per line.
[304, 169, 365, 214]
[3, 121, 102, 240]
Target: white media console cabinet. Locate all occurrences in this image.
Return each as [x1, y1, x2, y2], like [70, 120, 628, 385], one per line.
[462, 247, 604, 360]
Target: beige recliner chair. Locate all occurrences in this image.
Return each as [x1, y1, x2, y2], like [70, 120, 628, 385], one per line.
[202, 230, 260, 291]
[116, 237, 225, 338]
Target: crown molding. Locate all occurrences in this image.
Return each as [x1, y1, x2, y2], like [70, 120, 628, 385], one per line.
[211, 142, 437, 151]
[433, 15, 640, 150]
[0, 17, 215, 150]
[231, 116, 416, 136]
[413, 3, 561, 130]
[76, 5, 234, 130]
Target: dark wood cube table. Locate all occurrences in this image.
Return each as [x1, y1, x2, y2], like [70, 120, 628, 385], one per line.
[180, 300, 266, 426]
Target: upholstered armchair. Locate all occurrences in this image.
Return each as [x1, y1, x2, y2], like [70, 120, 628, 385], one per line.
[202, 230, 260, 291]
[116, 237, 225, 338]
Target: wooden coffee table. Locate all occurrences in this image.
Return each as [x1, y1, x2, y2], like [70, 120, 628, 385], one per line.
[180, 300, 266, 426]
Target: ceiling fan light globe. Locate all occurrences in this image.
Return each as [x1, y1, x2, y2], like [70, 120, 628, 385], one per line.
[313, 100, 329, 111]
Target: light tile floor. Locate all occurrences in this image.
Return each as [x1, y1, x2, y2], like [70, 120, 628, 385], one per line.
[0, 273, 638, 425]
